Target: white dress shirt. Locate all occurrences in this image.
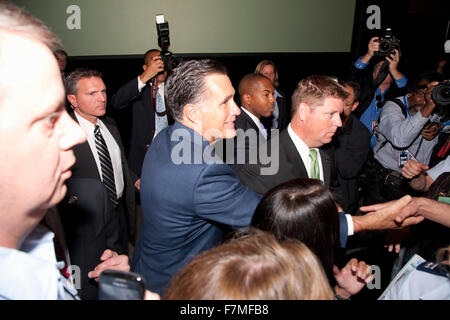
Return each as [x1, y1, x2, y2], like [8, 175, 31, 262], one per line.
[241, 107, 267, 139]
[75, 112, 124, 198]
[287, 124, 354, 235]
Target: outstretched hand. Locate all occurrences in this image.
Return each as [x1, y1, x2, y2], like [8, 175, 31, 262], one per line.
[357, 195, 424, 231]
[88, 249, 130, 282]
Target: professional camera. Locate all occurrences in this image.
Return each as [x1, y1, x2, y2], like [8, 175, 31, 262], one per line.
[432, 80, 450, 106]
[156, 14, 181, 71]
[375, 28, 401, 57]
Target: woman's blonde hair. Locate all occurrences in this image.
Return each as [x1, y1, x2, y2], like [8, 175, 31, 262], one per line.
[255, 60, 279, 87]
[163, 230, 334, 300]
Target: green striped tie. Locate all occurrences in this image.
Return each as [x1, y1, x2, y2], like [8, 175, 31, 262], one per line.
[309, 149, 320, 180]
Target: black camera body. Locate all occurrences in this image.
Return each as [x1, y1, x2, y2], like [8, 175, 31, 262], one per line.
[375, 28, 401, 57]
[432, 80, 450, 106]
[156, 14, 181, 72]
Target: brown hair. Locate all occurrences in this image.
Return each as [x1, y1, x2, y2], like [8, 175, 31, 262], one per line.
[291, 75, 348, 116]
[163, 230, 333, 300]
[65, 68, 103, 96]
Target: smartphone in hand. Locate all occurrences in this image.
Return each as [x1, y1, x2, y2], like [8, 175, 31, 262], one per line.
[99, 270, 146, 300]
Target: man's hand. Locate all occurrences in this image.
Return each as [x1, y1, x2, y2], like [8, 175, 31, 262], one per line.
[361, 37, 380, 63]
[88, 249, 130, 282]
[384, 227, 410, 253]
[401, 159, 428, 179]
[386, 49, 402, 79]
[355, 195, 424, 232]
[420, 81, 439, 118]
[134, 178, 141, 191]
[421, 122, 441, 141]
[139, 55, 164, 83]
[333, 259, 372, 299]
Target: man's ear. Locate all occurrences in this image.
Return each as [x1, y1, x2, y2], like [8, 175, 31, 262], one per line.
[183, 104, 201, 124]
[67, 94, 77, 109]
[241, 93, 252, 107]
[297, 103, 310, 121]
[143, 64, 147, 72]
[352, 101, 359, 112]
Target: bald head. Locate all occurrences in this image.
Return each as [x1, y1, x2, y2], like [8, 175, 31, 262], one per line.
[238, 73, 271, 98]
[238, 73, 275, 119]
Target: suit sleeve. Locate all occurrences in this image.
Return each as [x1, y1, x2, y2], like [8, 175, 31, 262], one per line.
[111, 77, 142, 110]
[194, 164, 262, 229]
[338, 212, 348, 248]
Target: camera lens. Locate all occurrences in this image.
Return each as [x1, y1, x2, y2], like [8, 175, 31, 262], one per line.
[432, 82, 450, 106]
[380, 40, 391, 53]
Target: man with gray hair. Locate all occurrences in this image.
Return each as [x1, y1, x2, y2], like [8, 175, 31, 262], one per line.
[132, 59, 261, 295]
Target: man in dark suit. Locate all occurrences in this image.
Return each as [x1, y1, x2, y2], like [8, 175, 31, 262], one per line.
[238, 75, 421, 247]
[333, 80, 371, 215]
[238, 75, 346, 200]
[60, 68, 137, 299]
[220, 73, 275, 172]
[131, 60, 262, 295]
[111, 49, 171, 178]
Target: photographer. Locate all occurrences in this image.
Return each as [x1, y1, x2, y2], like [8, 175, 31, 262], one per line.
[111, 49, 171, 178]
[370, 72, 445, 202]
[348, 35, 408, 148]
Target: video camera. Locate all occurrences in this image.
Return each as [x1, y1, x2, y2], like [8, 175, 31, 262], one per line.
[432, 80, 450, 106]
[375, 28, 401, 57]
[156, 14, 181, 72]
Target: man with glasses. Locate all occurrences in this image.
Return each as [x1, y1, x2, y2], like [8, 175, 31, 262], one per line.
[369, 71, 445, 203]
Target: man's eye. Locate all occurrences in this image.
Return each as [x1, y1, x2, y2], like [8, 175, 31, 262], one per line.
[45, 112, 61, 127]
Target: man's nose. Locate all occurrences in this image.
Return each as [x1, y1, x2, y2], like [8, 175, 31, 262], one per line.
[59, 111, 87, 150]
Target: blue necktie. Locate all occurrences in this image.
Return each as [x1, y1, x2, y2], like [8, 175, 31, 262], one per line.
[155, 92, 168, 137]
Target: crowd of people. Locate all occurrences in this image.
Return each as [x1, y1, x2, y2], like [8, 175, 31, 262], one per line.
[0, 1, 448, 300]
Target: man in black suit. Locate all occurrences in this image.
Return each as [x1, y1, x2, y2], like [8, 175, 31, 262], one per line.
[222, 73, 275, 172]
[333, 80, 371, 215]
[111, 49, 171, 178]
[60, 68, 137, 299]
[238, 75, 345, 198]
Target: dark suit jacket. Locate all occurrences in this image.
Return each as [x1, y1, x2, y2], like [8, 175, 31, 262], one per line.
[217, 108, 267, 173]
[333, 114, 371, 214]
[237, 129, 348, 247]
[131, 122, 262, 295]
[111, 77, 173, 177]
[58, 112, 136, 299]
[260, 89, 290, 131]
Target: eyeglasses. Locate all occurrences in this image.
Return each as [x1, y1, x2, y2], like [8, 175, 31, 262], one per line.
[414, 89, 426, 97]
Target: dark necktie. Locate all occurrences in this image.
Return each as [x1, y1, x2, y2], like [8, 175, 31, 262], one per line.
[94, 125, 118, 207]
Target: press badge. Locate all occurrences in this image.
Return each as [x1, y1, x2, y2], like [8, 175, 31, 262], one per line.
[399, 150, 416, 168]
[399, 151, 409, 168]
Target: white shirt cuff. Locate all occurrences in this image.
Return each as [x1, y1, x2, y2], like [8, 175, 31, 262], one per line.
[137, 76, 146, 92]
[345, 214, 354, 236]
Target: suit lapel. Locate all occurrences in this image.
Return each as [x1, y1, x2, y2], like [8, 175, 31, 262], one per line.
[69, 110, 101, 180]
[319, 148, 331, 187]
[279, 130, 308, 177]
